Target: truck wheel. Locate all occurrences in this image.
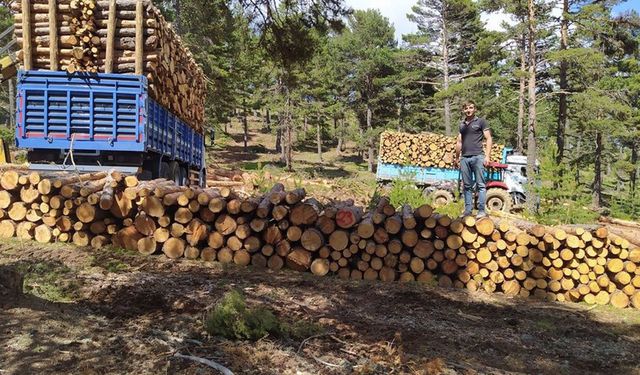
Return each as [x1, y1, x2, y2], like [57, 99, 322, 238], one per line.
[199, 168, 207, 188]
[168, 161, 183, 185]
[159, 162, 171, 180]
[138, 169, 153, 181]
[431, 190, 454, 207]
[486, 188, 512, 212]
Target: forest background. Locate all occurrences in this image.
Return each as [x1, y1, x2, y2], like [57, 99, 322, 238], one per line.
[0, 0, 638, 223]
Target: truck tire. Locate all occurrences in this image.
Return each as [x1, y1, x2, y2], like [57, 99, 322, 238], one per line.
[486, 188, 512, 212]
[199, 168, 206, 188]
[168, 161, 183, 185]
[431, 190, 454, 207]
[159, 161, 171, 180]
[181, 166, 190, 186]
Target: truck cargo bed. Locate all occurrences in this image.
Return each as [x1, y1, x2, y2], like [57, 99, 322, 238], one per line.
[15, 70, 203, 171]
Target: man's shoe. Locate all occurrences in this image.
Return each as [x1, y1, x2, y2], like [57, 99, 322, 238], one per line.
[461, 211, 472, 217]
[476, 211, 488, 219]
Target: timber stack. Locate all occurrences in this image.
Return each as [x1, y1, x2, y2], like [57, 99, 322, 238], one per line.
[0, 169, 639, 310]
[13, 0, 205, 132]
[379, 131, 505, 168]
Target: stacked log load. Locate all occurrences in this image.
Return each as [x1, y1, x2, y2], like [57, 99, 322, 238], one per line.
[0, 169, 639, 309]
[13, 0, 205, 132]
[379, 131, 505, 168]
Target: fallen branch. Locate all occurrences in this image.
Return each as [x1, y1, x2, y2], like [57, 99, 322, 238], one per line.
[313, 356, 343, 368]
[173, 353, 234, 375]
[297, 332, 332, 354]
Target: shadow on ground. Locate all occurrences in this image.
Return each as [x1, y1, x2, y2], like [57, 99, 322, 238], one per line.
[2, 245, 639, 375]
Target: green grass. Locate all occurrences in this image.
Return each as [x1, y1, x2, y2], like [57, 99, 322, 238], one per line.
[535, 199, 600, 225]
[21, 262, 80, 303]
[105, 260, 128, 273]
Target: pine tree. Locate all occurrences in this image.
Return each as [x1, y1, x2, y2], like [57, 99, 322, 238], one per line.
[336, 9, 397, 172]
[406, 0, 483, 135]
[238, 0, 348, 170]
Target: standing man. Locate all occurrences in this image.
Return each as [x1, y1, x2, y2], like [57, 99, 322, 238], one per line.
[455, 100, 492, 218]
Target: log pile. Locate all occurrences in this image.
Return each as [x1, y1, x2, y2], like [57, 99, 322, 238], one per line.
[206, 167, 254, 193]
[13, 0, 205, 132]
[0, 169, 639, 309]
[379, 131, 505, 168]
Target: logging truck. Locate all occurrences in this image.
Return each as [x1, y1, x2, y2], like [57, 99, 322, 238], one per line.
[14, 70, 205, 185]
[5, 0, 208, 186]
[376, 146, 527, 213]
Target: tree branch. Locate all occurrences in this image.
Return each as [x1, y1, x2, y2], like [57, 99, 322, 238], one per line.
[173, 354, 234, 375]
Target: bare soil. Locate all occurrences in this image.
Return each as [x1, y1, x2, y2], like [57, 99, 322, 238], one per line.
[1, 239, 640, 375]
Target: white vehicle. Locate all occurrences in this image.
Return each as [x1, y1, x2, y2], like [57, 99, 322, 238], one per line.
[504, 152, 539, 209]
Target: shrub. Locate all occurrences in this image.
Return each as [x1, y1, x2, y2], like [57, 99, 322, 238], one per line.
[204, 290, 325, 341]
[204, 290, 279, 340]
[388, 178, 428, 208]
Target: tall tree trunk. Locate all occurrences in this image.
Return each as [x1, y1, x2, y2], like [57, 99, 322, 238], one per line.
[397, 101, 403, 131]
[517, 34, 526, 154]
[265, 108, 271, 132]
[593, 130, 603, 208]
[303, 115, 308, 137]
[317, 121, 323, 163]
[358, 123, 364, 159]
[285, 94, 293, 171]
[336, 118, 345, 155]
[525, 0, 538, 214]
[631, 140, 638, 198]
[242, 99, 248, 152]
[366, 104, 374, 172]
[442, 21, 451, 136]
[556, 0, 569, 166]
[575, 138, 581, 187]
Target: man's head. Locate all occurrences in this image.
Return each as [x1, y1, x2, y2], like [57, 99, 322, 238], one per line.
[462, 100, 476, 118]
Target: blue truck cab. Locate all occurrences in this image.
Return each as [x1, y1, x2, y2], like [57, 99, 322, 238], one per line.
[15, 70, 205, 185]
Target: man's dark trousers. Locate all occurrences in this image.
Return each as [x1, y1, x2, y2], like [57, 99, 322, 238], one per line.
[460, 154, 486, 214]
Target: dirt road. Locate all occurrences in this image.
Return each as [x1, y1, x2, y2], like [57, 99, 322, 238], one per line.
[1, 240, 639, 374]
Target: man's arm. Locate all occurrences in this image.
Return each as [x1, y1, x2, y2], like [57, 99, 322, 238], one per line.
[483, 129, 492, 166]
[455, 133, 462, 164]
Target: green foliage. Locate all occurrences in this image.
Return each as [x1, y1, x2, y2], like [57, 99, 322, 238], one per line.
[388, 178, 429, 208]
[158, 0, 639, 222]
[535, 198, 600, 226]
[204, 290, 279, 340]
[334, 9, 398, 164]
[250, 162, 273, 194]
[0, 125, 13, 145]
[609, 194, 640, 221]
[204, 290, 324, 341]
[431, 199, 464, 218]
[534, 141, 600, 224]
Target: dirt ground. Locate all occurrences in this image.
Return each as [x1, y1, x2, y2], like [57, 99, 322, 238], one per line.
[1, 239, 640, 375]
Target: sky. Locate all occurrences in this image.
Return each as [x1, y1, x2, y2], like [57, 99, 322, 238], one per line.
[344, 0, 640, 42]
